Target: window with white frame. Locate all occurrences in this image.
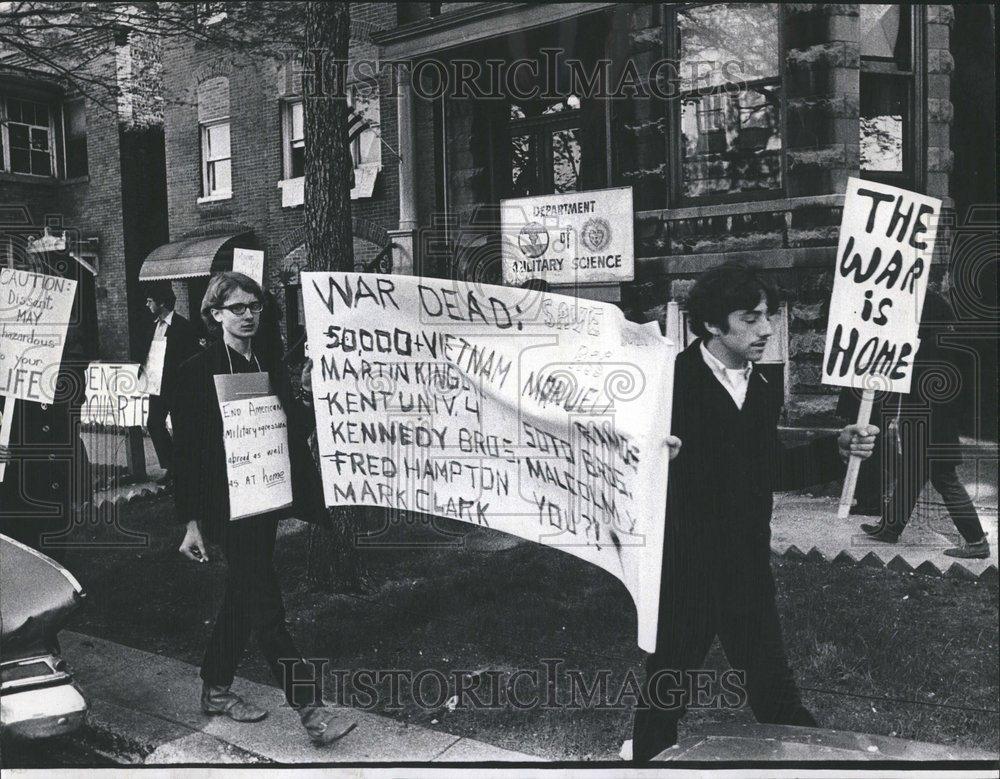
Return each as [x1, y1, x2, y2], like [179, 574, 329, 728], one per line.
[197, 76, 231, 199]
[1, 96, 55, 176]
[282, 98, 305, 179]
[201, 120, 232, 196]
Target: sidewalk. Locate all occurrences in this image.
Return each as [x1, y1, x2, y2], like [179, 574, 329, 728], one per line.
[59, 631, 542, 764]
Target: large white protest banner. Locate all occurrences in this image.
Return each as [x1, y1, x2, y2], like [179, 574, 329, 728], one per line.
[0, 268, 78, 404]
[218, 393, 293, 520]
[82, 363, 151, 428]
[303, 272, 675, 651]
[501, 187, 635, 286]
[822, 178, 941, 395]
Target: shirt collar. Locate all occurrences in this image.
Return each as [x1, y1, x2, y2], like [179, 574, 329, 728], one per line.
[700, 340, 752, 379]
[158, 309, 174, 327]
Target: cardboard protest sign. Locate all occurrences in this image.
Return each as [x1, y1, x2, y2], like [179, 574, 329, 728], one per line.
[0, 268, 78, 404]
[303, 272, 675, 651]
[82, 363, 151, 428]
[232, 248, 265, 287]
[822, 178, 941, 395]
[214, 373, 292, 520]
[143, 337, 167, 396]
[501, 187, 635, 286]
[0, 396, 11, 482]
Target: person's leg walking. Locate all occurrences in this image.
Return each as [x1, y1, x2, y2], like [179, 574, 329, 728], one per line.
[882, 420, 931, 539]
[201, 521, 257, 689]
[248, 516, 318, 709]
[717, 567, 815, 728]
[632, 582, 715, 762]
[146, 395, 173, 474]
[930, 460, 987, 543]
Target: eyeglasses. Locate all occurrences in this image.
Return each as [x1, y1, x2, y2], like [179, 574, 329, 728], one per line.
[217, 301, 263, 316]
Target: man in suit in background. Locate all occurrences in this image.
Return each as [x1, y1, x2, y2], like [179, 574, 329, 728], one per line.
[142, 282, 200, 485]
[629, 262, 878, 762]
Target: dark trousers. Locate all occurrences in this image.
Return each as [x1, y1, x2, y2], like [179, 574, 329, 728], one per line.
[147, 395, 173, 473]
[878, 423, 986, 543]
[632, 565, 815, 762]
[200, 515, 316, 708]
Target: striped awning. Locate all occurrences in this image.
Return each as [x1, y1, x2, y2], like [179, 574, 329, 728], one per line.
[138, 234, 253, 281]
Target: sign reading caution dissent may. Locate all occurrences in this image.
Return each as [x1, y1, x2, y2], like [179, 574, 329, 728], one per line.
[501, 187, 634, 286]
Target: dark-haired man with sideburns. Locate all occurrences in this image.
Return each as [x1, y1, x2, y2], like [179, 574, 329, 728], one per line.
[628, 262, 879, 762]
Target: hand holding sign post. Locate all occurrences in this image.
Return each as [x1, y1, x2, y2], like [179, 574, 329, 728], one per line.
[822, 178, 941, 517]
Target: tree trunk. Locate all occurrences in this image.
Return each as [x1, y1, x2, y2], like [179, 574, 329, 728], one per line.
[303, 1, 367, 591]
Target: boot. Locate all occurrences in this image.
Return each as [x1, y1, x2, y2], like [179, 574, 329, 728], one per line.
[299, 705, 357, 746]
[201, 683, 268, 722]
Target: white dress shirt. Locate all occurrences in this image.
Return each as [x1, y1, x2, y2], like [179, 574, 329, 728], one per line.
[701, 341, 753, 410]
[153, 309, 174, 340]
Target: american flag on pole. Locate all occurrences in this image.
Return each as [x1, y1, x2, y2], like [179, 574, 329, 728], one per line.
[347, 105, 373, 144]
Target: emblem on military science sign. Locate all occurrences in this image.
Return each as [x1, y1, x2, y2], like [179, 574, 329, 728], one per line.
[581, 217, 612, 252]
[518, 222, 549, 258]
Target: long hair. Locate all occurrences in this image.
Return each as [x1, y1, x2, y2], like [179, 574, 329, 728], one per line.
[200, 272, 264, 335]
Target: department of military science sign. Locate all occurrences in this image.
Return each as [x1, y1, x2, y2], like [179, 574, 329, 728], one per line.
[501, 186, 635, 286]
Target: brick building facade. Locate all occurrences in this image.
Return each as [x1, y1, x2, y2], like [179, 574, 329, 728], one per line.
[375, 2, 997, 429]
[1, 27, 167, 362]
[151, 3, 403, 347]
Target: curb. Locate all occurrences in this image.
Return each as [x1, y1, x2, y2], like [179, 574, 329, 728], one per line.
[776, 543, 998, 581]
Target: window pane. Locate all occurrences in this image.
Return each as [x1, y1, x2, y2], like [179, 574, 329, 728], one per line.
[206, 123, 230, 159]
[680, 85, 781, 197]
[860, 4, 910, 64]
[10, 147, 30, 174]
[290, 145, 305, 178]
[210, 159, 231, 193]
[551, 128, 581, 193]
[290, 101, 304, 142]
[860, 73, 907, 172]
[31, 150, 51, 175]
[7, 99, 22, 123]
[30, 127, 49, 151]
[678, 3, 780, 92]
[34, 103, 49, 126]
[511, 133, 535, 196]
[9, 124, 29, 149]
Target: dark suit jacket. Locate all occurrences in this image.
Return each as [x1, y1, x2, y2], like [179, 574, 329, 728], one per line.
[171, 338, 327, 542]
[1, 355, 89, 554]
[142, 311, 201, 404]
[662, 340, 843, 601]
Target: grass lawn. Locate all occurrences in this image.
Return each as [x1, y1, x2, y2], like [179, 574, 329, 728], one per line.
[60, 495, 998, 760]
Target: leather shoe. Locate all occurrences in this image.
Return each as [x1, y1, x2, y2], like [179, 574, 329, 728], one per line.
[299, 705, 357, 746]
[201, 684, 267, 722]
[943, 539, 990, 559]
[860, 523, 899, 543]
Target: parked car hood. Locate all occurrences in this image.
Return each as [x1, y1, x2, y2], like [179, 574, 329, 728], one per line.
[0, 535, 85, 656]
